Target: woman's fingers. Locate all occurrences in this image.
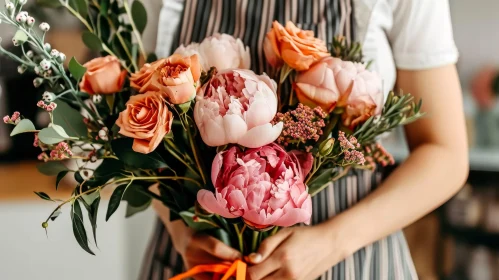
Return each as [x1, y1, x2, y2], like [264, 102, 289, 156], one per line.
[248, 228, 293, 264]
[247, 256, 281, 280]
[192, 235, 242, 261]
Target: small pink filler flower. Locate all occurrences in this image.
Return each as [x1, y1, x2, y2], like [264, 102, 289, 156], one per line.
[197, 144, 313, 229]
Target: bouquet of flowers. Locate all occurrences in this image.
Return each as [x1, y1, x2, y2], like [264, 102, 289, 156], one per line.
[1, 0, 424, 279]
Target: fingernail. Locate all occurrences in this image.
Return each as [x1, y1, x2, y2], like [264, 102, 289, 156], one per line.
[248, 253, 262, 263]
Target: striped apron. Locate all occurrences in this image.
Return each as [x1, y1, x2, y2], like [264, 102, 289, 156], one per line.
[140, 0, 419, 279]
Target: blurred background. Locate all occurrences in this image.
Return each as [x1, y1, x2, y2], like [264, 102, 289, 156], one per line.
[1, 1, 499, 279]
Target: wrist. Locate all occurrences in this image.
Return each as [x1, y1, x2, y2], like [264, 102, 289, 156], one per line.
[322, 212, 360, 259]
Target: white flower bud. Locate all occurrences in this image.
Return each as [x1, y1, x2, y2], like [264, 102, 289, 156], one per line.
[39, 22, 50, 32]
[39, 59, 51, 71]
[43, 43, 51, 52]
[92, 94, 103, 104]
[42, 91, 56, 102]
[26, 16, 35, 27]
[17, 65, 27, 74]
[33, 77, 43, 88]
[12, 38, 19, 46]
[26, 50, 34, 58]
[19, 0, 28, 5]
[50, 49, 59, 57]
[42, 70, 52, 78]
[34, 66, 41, 75]
[98, 129, 108, 141]
[15, 12, 27, 23]
[5, 3, 15, 12]
[57, 52, 66, 63]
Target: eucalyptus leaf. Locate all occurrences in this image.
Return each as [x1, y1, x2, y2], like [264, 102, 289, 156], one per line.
[10, 119, 36, 136]
[82, 190, 100, 206]
[38, 127, 70, 144]
[74, 0, 89, 19]
[111, 138, 168, 169]
[82, 31, 103, 52]
[71, 201, 94, 255]
[52, 100, 88, 138]
[106, 184, 127, 221]
[99, 0, 110, 16]
[68, 57, 87, 81]
[82, 196, 101, 246]
[122, 184, 151, 207]
[125, 199, 151, 218]
[34, 191, 52, 201]
[56, 171, 69, 190]
[131, 0, 147, 34]
[97, 15, 111, 43]
[50, 124, 72, 139]
[37, 161, 69, 176]
[50, 210, 62, 221]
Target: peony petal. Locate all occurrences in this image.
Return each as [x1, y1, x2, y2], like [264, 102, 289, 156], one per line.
[223, 114, 248, 143]
[197, 190, 239, 218]
[274, 208, 312, 227]
[227, 190, 248, 211]
[244, 96, 275, 129]
[295, 83, 338, 112]
[237, 122, 283, 148]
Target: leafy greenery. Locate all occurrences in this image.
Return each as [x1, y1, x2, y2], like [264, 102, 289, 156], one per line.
[71, 201, 94, 255]
[131, 1, 147, 34]
[52, 100, 88, 138]
[34, 191, 53, 201]
[10, 119, 36, 136]
[55, 171, 69, 190]
[37, 161, 69, 176]
[82, 31, 103, 52]
[68, 57, 87, 81]
[106, 184, 127, 221]
[111, 138, 169, 169]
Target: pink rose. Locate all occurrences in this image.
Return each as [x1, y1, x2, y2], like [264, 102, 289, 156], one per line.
[175, 33, 251, 71]
[197, 144, 313, 228]
[194, 69, 283, 148]
[79, 56, 127, 95]
[115, 91, 173, 154]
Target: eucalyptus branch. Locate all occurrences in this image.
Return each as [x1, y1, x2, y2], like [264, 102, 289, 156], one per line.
[309, 166, 351, 196]
[59, 0, 94, 32]
[44, 187, 101, 224]
[123, 0, 147, 60]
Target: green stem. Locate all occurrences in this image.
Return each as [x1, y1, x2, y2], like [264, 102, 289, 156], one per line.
[186, 124, 207, 185]
[309, 166, 351, 196]
[251, 231, 260, 253]
[318, 114, 340, 144]
[234, 224, 244, 253]
[122, 0, 147, 60]
[270, 226, 279, 236]
[164, 141, 201, 179]
[60, 1, 94, 32]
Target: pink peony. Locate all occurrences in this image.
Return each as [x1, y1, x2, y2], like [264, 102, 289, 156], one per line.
[294, 57, 383, 117]
[194, 69, 283, 148]
[197, 144, 313, 228]
[175, 33, 251, 71]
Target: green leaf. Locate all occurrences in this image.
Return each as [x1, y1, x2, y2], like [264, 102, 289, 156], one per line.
[111, 138, 169, 169]
[180, 211, 217, 231]
[56, 171, 69, 190]
[105, 95, 115, 112]
[34, 191, 53, 201]
[37, 161, 69, 176]
[71, 201, 95, 255]
[68, 57, 87, 81]
[36, 0, 62, 8]
[97, 15, 111, 43]
[38, 126, 73, 145]
[74, 0, 89, 18]
[82, 31, 103, 52]
[13, 30, 28, 45]
[82, 196, 100, 246]
[122, 184, 151, 207]
[106, 184, 127, 221]
[99, 0, 110, 16]
[211, 228, 232, 247]
[125, 200, 151, 218]
[50, 210, 62, 221]
[10, 119, 36, 136]
[131, 0, 148, 34]
[52, 100, 88, 138]
[82, 190, 100, 206]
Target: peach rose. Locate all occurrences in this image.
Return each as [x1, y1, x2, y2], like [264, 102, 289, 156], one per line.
[294, 57, 383, 126]
[129, 54, 201, 104]
[263, 21, 330, 71]
[115, 91, 173, 154]
[79, 56, 127, 95]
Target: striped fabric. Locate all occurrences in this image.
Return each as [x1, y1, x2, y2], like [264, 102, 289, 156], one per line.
[140, 0, 419, 279]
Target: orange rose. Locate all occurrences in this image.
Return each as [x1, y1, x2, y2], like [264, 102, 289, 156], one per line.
[263, 21, 330, 71]
[115, 91, 173, 154]
[130, 54, 201, 104]
[79, 56, 127, 95]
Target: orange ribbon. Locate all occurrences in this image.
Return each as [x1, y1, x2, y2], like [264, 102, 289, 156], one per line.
[169, 259, 247, 280]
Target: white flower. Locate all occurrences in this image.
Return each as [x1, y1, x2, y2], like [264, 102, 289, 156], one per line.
[17, 65, 27, 74]
[39, 22, 50, 32]
[50, 49, 60, 57]
[26, 50, 34, 58]
[39, 59, 51, 71]
[19, 0, 28, 5]
[15, 12, 27, 23]
[5, 3, 15, 12]
[92, 94, 103, 104]
[26, 16, 35, 27]
[42, 91, 55, 102]
[43, 43, 51, 51]
[175, 33, 251, 71]
[57, 53, 66, 63]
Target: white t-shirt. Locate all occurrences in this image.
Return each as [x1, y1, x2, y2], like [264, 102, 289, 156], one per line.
[154, 0, 459, 94]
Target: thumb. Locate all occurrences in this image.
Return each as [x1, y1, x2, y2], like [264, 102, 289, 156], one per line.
[247, 228, 292, 264]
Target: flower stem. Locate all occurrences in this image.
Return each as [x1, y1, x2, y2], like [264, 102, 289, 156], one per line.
[251, 231, 260, 253]
[309, 166, 351, 196]
[122, 0, 147, 60]
[186, 123, 207, 185]
[234, 224, 245, 253]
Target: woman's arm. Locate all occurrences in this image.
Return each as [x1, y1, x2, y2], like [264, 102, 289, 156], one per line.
[246, 64, 469, 280]
[330, 64, 468, 255]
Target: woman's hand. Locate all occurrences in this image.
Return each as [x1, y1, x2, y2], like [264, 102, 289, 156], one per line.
[151, 184, 241, 280]
[247, 223, 350, 280]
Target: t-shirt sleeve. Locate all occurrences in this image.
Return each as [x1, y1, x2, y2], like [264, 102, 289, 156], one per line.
[388, 0, 459, 70]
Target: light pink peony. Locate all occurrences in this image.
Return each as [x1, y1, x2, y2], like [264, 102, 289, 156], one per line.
[197, 144, 313, 228]
[175, 33, 251, 71]
[294, 57, 383, 117]
[194, 69, 283, 148]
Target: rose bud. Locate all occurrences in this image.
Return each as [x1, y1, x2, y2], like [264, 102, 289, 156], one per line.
[79, 56, 127, 95]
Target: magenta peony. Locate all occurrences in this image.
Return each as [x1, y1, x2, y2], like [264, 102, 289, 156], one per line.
[194, 69, 283, 148]
[197, 144, 313, 229]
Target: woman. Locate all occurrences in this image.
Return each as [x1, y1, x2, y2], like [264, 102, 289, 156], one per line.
[141, 0, 468, 279]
